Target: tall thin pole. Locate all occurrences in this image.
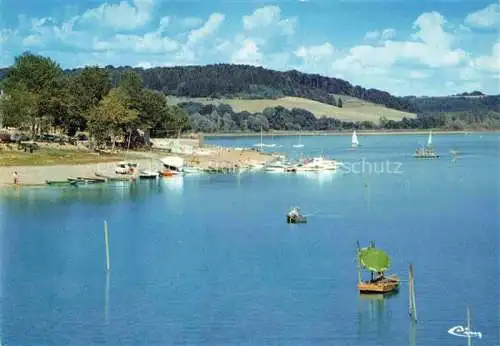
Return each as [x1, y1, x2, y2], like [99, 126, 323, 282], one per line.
[467, 305, 472, 346]
[409, 264, 417, 322]
[104, 220, 110, 272]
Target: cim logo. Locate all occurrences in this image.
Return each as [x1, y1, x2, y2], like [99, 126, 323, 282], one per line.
[448, 325, 483, 339]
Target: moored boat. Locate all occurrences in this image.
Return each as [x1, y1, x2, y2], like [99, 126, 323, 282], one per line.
[46, 180, 77, 186]
[294, 156, 339, 171]
[160, 156, 184, 176]
[139, 170, 159, 179]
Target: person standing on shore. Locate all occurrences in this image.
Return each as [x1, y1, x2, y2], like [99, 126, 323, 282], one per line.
[12, 171, 19, 185]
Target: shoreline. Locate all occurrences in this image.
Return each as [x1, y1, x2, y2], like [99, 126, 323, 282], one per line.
[202, 129, 499, 137]
[0, 147, 274, 187]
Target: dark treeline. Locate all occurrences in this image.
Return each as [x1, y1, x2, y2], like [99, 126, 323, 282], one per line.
[177, 101, 500, 132]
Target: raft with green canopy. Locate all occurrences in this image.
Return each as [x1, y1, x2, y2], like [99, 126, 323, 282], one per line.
[356, 241, 400, 294]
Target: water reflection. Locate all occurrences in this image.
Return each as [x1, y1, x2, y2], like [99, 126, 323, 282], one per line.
[356, 292, 397, 341]
[160, 176, 184, 194]
[104, 272, 110, 325]
[295, 171, 338, 185]
[0, 180, 165, 205]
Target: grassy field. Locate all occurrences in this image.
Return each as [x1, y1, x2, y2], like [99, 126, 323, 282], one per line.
[168, 95, 416, 123]
[0, 147, 124, 166]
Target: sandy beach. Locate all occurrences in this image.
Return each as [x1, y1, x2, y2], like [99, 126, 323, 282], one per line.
[0, 146, 273, 187]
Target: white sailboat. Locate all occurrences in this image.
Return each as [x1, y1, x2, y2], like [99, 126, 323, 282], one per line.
[253, 126, 264, 150]
[427, 130, 432, 147]
[293, 130, 304, 148]
[253, 126, 276, 149]
[351, 130, 359, 148]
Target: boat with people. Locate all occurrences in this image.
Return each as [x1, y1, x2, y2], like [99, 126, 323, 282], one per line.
[356, 241, 400, 294]
[414, 130, 439, 159]
[286, 207, 307, 224]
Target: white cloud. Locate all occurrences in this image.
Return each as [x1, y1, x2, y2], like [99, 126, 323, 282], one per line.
[179, 17, 204, 29]
[465, 2, 500, 29]
[364, 28, 396, 41]
[408, 70, 431, 79]
[187, 13, 225, 46]
[231, 39, 262, 65]
[93, 32, 179, 53]
[243, 6, 296, 37]
[332, 11, 468, 80]
[295, 42, 336, 71]
[79, 0, 154, 30]
[474, 42, 500, 73]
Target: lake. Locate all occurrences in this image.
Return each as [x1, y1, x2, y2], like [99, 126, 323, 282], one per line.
[1, 133, 498, 345]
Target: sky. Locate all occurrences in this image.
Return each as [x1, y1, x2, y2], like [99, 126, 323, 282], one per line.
[0, 0, 499, 96]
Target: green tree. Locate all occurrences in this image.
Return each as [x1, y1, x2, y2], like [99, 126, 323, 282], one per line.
[166, 105, 191, 137]
[0, 87, 38, 129]
[119, 70, 143, 105]
[63, 67, 112, 135]
[86, 88, 138, 148]
[338, 97, 343, 108]
[1, 52, 64, 136]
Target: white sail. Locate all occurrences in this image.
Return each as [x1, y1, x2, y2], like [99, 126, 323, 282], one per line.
[352, 131, 359, 146]
[427, 130, 432, 147]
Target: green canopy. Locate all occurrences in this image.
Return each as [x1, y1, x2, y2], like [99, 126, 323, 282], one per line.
[358, 247, 391, 272]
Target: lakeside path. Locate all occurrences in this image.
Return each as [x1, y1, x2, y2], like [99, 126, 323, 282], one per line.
[203, 129, 499, 137]
[0, 147, 274, 187]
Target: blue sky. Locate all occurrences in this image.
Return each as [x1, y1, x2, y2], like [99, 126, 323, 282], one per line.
[0, 0, 499, 96]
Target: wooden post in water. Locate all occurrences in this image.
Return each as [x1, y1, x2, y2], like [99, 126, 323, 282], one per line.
[467, 305, 472, 346]
[408, 264, 417, 322]
[104, 220, 110, 272]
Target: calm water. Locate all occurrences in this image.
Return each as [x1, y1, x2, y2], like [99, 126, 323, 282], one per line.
[1, 133, 498, 346]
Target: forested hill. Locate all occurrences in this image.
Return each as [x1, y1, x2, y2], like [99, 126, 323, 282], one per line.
[62, 64, 418, 113]
[0, 63, 499, 117]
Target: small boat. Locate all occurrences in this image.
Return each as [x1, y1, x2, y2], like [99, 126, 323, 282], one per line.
[68, 176, 105, 184]
[286, 207, 307, 224]
[46, 180, 77, 186]
[295, 156, 338, 171]
[95, 172, 136, 181]
[356, 241, 400, 294]
[139, 170, 159, 179]
[414, 130, 439, 159]
[160, 156, 184, 176]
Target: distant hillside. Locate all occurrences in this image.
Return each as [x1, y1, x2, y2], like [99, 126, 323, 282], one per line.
[168, 95, 416, 123]
[65, 64, 419, 114]
[404, 94, 500, 113]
